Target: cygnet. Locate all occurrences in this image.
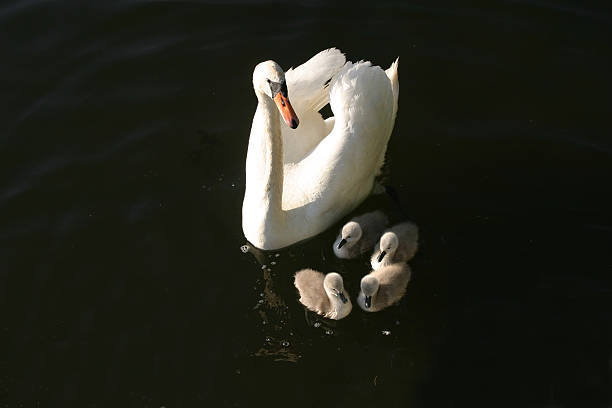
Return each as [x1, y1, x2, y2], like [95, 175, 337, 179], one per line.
[371, 221, 418, 269]
[294, 269, 352, 320]
[333, 210, 389, 259]
[357, 263, 412, 312]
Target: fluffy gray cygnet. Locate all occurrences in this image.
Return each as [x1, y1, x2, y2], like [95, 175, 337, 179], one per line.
[294, 269, 352, 320]
[357, 263, 412, 312]
[333, 210, 389, 259]
[370, 221, 418, 269]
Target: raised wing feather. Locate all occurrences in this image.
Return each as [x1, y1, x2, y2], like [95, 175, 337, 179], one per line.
[285, 48, 346, 113]
[315, 61, 394, 203]
[281, 48, 346, 164]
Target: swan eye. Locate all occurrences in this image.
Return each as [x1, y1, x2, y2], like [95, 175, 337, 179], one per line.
[268, 79, 288, 98]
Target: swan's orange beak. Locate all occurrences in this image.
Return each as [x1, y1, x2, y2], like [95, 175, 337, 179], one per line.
[274, 93, 299, 129]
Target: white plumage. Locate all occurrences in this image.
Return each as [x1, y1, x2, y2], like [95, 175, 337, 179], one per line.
[242, 48, 400, 250]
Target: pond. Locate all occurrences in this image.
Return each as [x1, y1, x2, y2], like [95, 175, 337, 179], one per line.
[2, 1, 611, 406]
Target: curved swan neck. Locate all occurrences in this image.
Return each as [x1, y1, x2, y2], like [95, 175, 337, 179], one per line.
[244, 92, 285, 230]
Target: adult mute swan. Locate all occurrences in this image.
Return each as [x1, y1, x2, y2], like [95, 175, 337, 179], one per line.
[243, 48, 399, 250]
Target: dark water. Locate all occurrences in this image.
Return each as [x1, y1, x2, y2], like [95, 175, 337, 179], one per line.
[3, 1, 612, 406]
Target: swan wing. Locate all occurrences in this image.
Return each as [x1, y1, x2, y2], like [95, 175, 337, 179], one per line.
[281, 48, 347, 164]
[285, 48, 346, 113]
[286, 61, 394, 213]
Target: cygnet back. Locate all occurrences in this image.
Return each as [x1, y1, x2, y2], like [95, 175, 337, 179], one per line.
[358, 263, 412, 312]
[333, 210, 389, 259]
[371, 220, 418, 269]
[294, 269, 352, 320]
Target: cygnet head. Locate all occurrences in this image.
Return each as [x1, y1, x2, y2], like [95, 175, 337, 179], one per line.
[323, 272, 348, 304]
[360, 275, 379, 309]
[252, 60, 299, 129]
[377, 232, 399, 263]
[337, 221, 363, 249]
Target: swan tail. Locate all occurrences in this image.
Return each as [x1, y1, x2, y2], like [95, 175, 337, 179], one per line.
[370, 58, 400, 177]
[366, 58, 399, 177]
[385, 57, 400, 123]
[328, 60, 395, 183]
[285, 48, 347, 114]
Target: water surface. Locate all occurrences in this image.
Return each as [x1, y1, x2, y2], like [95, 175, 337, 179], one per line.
[2, 1, 611, 406]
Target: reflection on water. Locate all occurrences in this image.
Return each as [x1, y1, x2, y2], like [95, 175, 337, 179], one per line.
[248, 246, 298, 363]
[239, 189, 440, 404]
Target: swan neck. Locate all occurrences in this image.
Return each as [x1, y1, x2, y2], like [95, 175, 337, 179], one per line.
[260, 95, 283, 209]
[245, 93, 284, 218]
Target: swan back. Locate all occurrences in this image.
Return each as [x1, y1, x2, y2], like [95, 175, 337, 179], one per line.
[289, 61, 395, 213]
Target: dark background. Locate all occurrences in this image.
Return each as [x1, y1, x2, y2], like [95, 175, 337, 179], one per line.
[2, 1, 611, 407]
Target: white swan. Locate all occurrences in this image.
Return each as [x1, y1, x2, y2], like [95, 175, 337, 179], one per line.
[243, 48, 399, 250]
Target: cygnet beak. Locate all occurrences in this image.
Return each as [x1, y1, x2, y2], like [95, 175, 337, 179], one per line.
[364, 296, 371, 308]
[377, 251, 387, 263]
[337, 238, 347, 249]
[339, 292, 348, 304]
